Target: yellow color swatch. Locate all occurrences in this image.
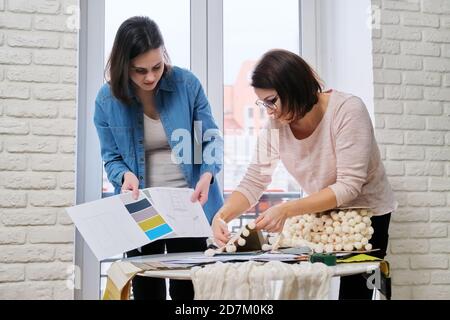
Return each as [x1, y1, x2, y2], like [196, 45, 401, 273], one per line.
[138, 215, 165, 231]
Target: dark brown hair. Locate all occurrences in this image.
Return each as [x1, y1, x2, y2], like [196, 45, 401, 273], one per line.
[251, 49, 323, 121]
[105, 16, 171, 106]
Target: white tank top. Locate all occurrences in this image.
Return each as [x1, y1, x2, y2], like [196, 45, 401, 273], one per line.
[143, 114, 188, 188]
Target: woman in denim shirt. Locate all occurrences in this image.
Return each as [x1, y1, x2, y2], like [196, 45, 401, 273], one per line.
[94, 16, 223, 300]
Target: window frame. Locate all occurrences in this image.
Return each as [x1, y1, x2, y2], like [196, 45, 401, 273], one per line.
[76, 0, 306, 299]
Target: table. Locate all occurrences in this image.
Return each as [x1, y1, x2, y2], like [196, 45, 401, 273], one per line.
[124, 251, 389, 299]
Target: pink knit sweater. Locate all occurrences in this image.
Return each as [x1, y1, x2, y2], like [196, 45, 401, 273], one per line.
[235, 90, 397, 216]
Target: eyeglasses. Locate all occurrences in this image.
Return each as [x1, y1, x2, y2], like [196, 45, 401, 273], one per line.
[255, 95, 279, 111]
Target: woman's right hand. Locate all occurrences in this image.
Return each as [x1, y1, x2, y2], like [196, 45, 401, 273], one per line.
[212, 214, 231, 247]
[121, 171, 140, 200]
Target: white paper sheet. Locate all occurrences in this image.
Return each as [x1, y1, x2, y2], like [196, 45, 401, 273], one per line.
[66, 195, 150, 261]
[66, 188, 212, 260]
[143, 187, 213, 238]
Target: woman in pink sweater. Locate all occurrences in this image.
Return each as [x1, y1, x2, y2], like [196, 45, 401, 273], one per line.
[212, 49, 397, 299]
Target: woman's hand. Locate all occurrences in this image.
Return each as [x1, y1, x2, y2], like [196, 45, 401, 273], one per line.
[191, 172, 213, 206]
[121, 171, 140, 200]
[211, 214, 230, 247]
[255, 204, 288, 233]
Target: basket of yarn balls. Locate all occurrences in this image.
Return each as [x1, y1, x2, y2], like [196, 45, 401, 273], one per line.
[267, 208, 374, 253]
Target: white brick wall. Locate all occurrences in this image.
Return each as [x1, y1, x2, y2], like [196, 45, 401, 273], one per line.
[372, 0, 450, 299]
[0, 0, 77, 299]
[1, 0, 448, 301]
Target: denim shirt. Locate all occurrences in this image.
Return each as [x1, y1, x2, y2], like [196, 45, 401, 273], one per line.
[94, 66, 224, 223]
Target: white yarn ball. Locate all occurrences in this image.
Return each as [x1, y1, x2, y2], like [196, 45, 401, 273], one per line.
[226, 244, 236, 253]
[365, 243, 372, 251]
[313, 234, 321, 243]
[325, 244, 334, 253]
[361, 237, 369, 245]
[344, 244, 353, 251]
[325, 226, 334, 234]
[315, 244, 324, 253]
[354, 242, 363, 250]
[334, 244, 343, 251]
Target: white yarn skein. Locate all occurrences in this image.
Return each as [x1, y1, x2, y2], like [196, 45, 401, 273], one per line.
[276, 208, 374, 253]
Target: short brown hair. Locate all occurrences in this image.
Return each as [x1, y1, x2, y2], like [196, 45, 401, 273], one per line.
[105, 16, 171, 106]
[251, 49, 323, 121]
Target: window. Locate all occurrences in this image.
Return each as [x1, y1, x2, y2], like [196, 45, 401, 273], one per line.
[102, 0, 191, 196]
[97, 0, 191, 298]
[78, 0, 305, 299]
[223, 0, 302, 229]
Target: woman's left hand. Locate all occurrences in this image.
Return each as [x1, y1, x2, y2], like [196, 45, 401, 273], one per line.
[191, 172, 213, 206]
[255, 204, 288, 233]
